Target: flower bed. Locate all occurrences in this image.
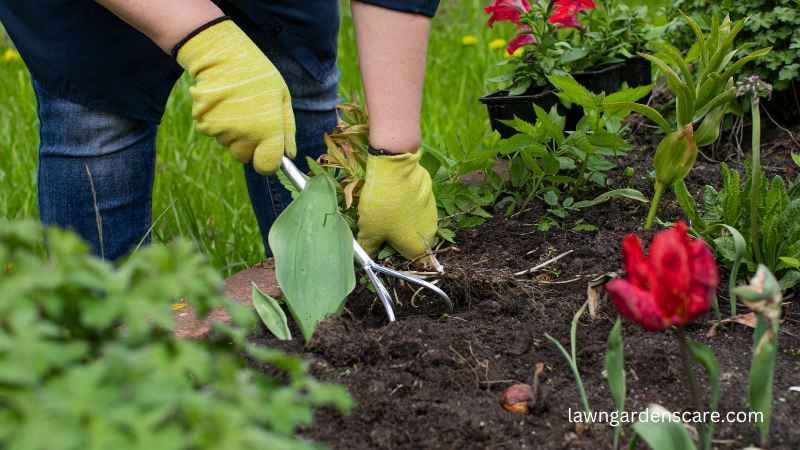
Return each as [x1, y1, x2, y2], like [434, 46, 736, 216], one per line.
[250, 128, 800, 449]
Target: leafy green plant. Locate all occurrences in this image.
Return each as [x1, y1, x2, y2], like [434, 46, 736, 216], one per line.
[677, 78, 800, 291]
[734, 265, 782, 449]
[674, 0, 800, 90]
[498, 75, 649, 223]
[488, 0, 663, 94]
[605, 15, 771, 228]
[0, 220, 351, 449]
[268, 175, 356, 342]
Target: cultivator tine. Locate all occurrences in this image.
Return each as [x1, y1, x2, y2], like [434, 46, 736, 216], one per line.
[372, 264, 453, 312]
[280, 156, 453, 324]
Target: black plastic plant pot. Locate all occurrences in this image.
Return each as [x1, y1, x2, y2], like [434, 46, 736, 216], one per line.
[480, 56, 652, 138]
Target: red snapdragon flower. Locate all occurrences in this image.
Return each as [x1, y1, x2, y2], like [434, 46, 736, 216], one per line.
[507, 32, 536, 54]
[485, 0, 532, 27]
[606, 222, 719, 332]
[548, 0, 596, 29]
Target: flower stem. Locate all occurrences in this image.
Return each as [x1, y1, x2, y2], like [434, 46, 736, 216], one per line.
[645, 182, 665, 230]
[675, 328, 700, 411]
[749, 95, 764, 265]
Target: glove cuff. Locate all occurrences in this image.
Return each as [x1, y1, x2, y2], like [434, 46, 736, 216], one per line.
[171, 15, 232, 59]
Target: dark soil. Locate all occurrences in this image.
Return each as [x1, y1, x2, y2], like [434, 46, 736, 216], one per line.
[250, 126, 800, 449]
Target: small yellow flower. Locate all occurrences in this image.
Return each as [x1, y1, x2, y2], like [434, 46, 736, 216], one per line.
[171, 302, 188, 311]
[489, 38, 507, 50]
[461, 35, 479, 46]
[2, 48, 20, 62]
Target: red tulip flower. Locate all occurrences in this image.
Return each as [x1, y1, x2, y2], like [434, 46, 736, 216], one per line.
[485, 0, 532, 28]
[548, 0, 596, 29]
[606, 222, 719, 332]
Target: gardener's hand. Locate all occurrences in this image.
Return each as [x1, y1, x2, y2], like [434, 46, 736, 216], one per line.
[175, 19, 295, 174]
[356, 151, 438, 265]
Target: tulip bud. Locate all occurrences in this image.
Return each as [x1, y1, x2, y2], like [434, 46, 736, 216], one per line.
[654, 124, 698, 187]
[500, 383, 534, 414]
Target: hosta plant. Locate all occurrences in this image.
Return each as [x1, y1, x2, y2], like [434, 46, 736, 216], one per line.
[0, 220, 352, 450]
[604, 15, 771, 229]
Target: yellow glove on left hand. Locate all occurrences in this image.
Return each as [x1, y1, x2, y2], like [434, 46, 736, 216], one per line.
[356, 152, 438, 264]
[176, 19, 295, 175]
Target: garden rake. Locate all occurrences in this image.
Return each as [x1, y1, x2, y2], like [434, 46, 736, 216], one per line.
[280, 156, 453, 322]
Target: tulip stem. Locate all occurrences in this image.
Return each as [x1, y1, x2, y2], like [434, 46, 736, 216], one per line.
[644, 183, 665, 230]
[675, 328, 700, 411]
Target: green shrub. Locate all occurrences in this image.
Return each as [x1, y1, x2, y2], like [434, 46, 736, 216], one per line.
[673, 0, 800, 89]
[0, 221, 351, 450]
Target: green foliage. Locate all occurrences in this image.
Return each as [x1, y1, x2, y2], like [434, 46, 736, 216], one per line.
[252, 284, 292, 341]
[734, 265, 782, 448]
[612, 14, 771, 228]
[633, 405, 697, 450]
[605, 318, 626, 450]
[496, 0, 666, 93]
[686, 163, 800, 290]
[268, 176, 356, 342]
[0, 220, 351, 450]
[686, 340, 720, 450]
[673, 0, 800, 90]
[498, 76, 648, 224]
[544, 301, 592, 422]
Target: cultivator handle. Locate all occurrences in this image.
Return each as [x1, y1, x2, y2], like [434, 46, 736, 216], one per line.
[279, 157, 453, 322]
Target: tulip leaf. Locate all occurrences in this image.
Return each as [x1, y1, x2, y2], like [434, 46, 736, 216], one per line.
[749, 324, 777, 447]
[673, 180, 704, 231]
[633, 405, 698, 450]
[269, 175, 356, 342]
[692, 87, 735, 124]
[639, 53, 694, 125]
[605, 318, 626, 450]
[251, 284, 292, 341]
[686, 340, 720, 450]
[710, 224, 746, 317]
[603, 101, 671, 134]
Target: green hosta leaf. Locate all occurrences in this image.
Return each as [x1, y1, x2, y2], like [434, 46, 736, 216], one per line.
[633, 405, 698, 450]
[573, 188, 648, 210]
[252, 284, 292, 341]
[269, 176, 356, 342]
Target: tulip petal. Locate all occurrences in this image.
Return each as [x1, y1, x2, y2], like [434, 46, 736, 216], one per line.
[621, 234, 652, 290]
[649, 222, 692, 318]
[606, 279, 667, 331]
[689, 239, 719, 289]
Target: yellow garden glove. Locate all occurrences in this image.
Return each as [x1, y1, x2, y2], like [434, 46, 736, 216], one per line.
[356, 151, 438, 264]
[175, 18, 295, 175]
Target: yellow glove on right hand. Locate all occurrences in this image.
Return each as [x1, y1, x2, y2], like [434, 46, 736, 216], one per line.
[356, 152, 438, 264]
[176, 19, 295, 175]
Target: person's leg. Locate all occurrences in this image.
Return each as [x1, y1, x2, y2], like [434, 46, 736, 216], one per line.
[34, 81, 158, 260]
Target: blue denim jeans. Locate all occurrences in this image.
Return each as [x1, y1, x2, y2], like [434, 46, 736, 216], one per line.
[34, 43, 339, 261]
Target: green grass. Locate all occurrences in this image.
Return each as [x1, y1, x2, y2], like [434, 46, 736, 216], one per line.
[0, 0, 511, 274]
